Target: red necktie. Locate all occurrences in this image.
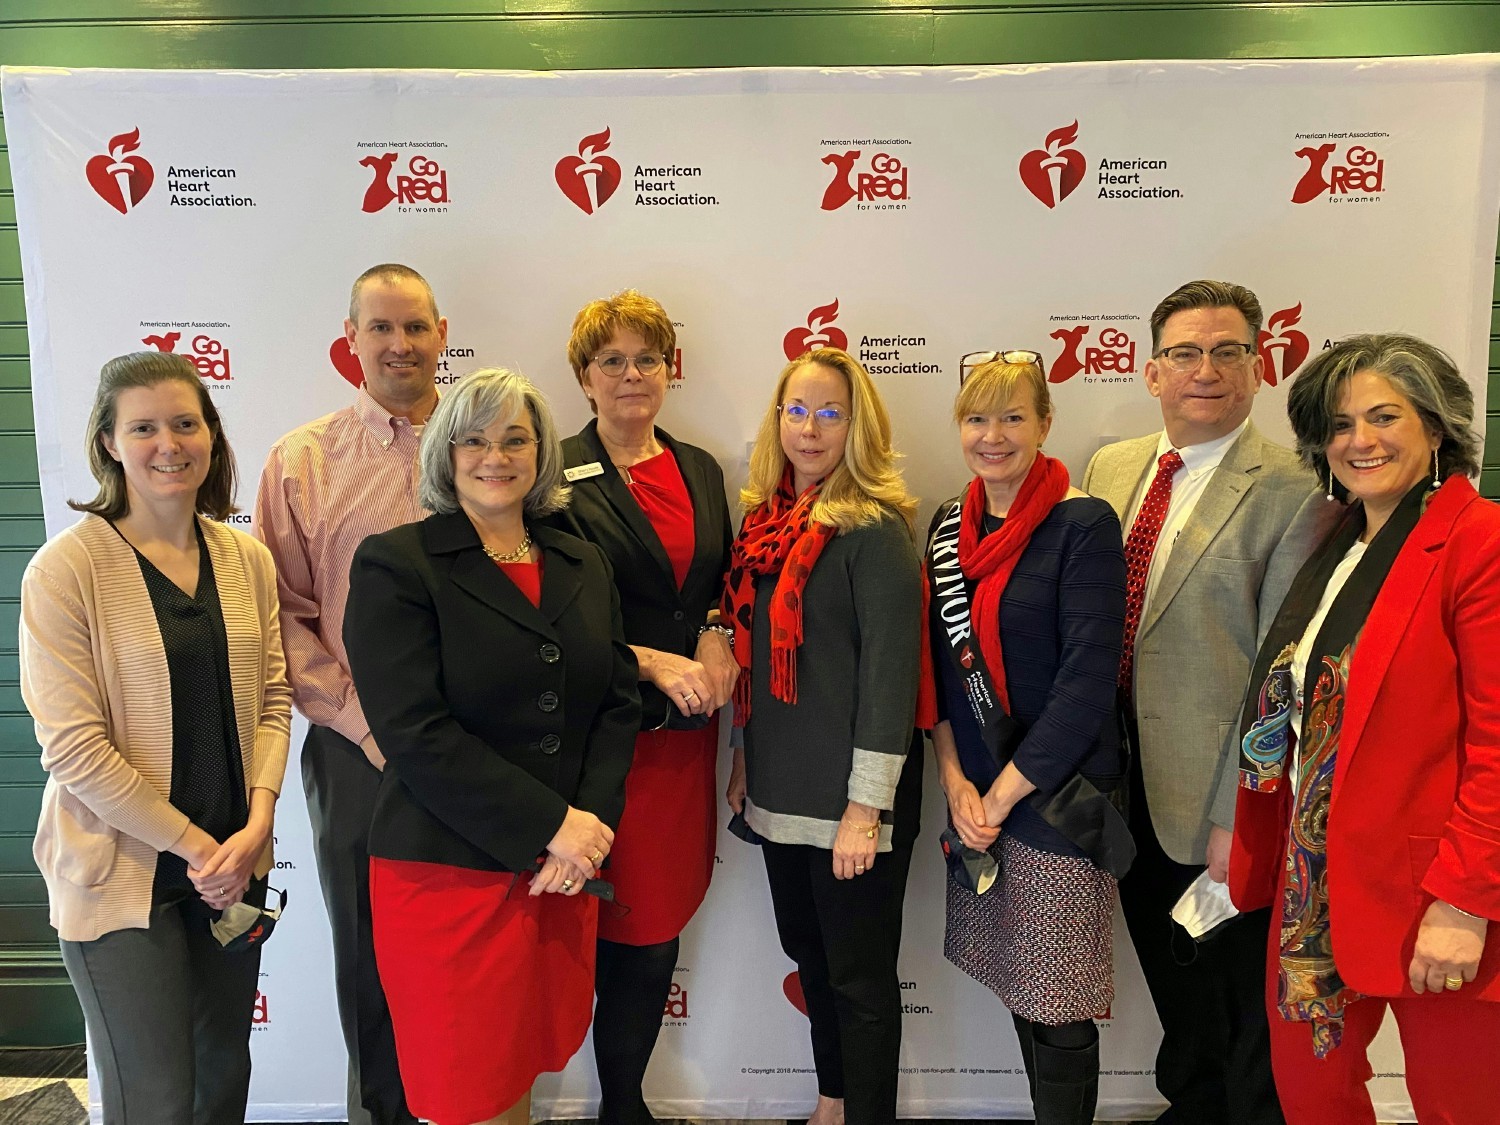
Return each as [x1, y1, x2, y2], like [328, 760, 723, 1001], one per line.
[1119, 449, 1184, 693]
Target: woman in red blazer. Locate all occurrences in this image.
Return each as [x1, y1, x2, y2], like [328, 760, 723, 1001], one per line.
[1231, 334, 1500, 1124]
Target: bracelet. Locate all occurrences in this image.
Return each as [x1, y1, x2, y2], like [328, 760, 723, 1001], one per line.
[698, 623, 735, 649]
[842, 818, 881, 839]
[1446, 901, 1485, 920]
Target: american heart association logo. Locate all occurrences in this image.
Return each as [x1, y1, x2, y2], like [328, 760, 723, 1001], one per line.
[329, 336, 364, 387]
[1018, 121, 1087, 209]
[86, 127, 155, 214]
[1256, 303, 1311, 387]
[782, 300, 848, 362]
[555, 128, 622, 215]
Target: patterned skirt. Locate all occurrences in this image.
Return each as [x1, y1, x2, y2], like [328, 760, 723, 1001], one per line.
[944, 833, 1116, 1024]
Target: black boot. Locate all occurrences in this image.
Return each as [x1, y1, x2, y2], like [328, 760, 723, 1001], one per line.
[594, 937, 678, 1125]
[1029, 1020, 1099, 1125]
[1011, 1013, 1039, 1104]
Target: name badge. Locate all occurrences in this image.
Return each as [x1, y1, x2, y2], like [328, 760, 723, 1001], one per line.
[565, 461, 605, 482]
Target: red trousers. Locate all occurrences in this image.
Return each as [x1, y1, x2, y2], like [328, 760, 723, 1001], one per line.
[1265, 917, 1500, 1124]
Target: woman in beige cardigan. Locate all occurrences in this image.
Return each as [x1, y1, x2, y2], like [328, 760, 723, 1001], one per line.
[21, 352, 290, 1125]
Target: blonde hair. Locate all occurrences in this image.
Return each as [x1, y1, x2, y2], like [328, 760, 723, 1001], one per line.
[953, 357, 1052, 424]
[741, 349, 916, 535]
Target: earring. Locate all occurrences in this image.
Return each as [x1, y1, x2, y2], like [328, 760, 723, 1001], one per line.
[1325, 464, 1336, 502]
[1432, 448, 1441, 488]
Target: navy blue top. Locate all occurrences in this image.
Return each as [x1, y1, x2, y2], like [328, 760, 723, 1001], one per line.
[933, 495, 1127, 857]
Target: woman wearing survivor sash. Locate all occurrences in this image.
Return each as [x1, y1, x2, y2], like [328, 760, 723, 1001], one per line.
[724, 347, 922, 1125]
[918, 352, 1132, 1125]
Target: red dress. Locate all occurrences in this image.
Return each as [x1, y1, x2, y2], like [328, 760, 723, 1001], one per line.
[599, 449, 718, 946]
[371, 558, 600, 1125]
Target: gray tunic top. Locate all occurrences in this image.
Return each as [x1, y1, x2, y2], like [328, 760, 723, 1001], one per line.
[742, 512, 921, 850]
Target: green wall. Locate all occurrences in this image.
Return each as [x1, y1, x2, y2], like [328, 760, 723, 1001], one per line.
[2, 0, 1499, 1048]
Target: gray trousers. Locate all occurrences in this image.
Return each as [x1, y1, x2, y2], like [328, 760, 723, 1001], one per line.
[60, 883, 265, 1125]
[301, 724, 415, 1125]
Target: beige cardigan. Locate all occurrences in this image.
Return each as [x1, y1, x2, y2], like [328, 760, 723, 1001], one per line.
[21, 514, 291, 942]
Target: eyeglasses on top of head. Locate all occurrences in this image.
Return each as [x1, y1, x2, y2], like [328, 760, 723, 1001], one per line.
[450, 434, 540, 456]
[958, 350, 1045, 387]
[1152, 343, 1256, 372]
[590, 351, 668, 378]
[778, 403, 852, 428]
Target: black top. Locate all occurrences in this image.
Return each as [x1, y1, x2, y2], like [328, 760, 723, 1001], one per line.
[547, 421, 734, 731]
[344, 515, 641, 873]
[933, 496, 1126, 858]
[128, 524, 246, 901]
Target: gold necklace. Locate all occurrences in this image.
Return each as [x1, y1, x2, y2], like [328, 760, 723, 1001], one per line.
[482, 528, 532, 564]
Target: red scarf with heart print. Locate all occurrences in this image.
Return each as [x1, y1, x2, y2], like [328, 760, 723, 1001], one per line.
[722, 468, 837, 725]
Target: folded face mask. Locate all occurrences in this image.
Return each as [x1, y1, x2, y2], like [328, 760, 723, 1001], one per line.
[211, 887, 286, 953]
[939, 827, 999, 896]
[1170, 870, 1240, 941]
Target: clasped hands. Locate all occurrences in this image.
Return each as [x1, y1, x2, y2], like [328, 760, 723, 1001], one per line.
[640, 630, 738, 718]
[533, 806, 615, 898]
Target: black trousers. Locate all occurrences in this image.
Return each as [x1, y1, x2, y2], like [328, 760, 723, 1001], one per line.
[60, 881, 266, 1125]
[762, 839, 913, 1125]
[301, 724, 416, 1125]
[1118, 724, 1284, 1125]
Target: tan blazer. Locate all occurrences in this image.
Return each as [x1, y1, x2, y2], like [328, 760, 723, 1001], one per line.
[1082, 421, 1332, 864]
[21, 514, 291, 941]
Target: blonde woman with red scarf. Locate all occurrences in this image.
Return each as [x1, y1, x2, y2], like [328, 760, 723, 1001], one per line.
[917, 353, 1131, 1125]
[723, 348, 921, 1125]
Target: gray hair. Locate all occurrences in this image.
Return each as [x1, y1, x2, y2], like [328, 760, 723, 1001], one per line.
[417, 368, 571, 517]
[1149, 279, 1264, 352]
[1285, 333, 1481, 490]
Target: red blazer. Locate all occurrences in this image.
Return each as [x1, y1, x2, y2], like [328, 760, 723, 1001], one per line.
[1231, 476, 1500, 1000]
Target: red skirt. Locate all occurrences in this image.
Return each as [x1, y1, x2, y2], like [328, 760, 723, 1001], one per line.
[369, 857, 598, 1125]
[598, 721, 718, 945]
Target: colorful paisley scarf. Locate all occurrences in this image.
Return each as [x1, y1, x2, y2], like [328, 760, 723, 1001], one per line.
[1239, 480, 1429, 1056]
[722, 466, 836, 726]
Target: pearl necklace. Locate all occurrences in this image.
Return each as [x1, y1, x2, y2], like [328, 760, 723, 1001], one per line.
[482, 528, 532, 564]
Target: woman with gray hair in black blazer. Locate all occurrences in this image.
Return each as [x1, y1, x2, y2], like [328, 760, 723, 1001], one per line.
[344, 368, 640, 1125]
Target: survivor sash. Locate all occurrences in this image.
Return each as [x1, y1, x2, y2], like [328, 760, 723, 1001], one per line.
[927, 496, 1136, 879]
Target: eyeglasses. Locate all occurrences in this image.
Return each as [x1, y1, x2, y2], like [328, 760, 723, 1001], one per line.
[1152, 343, 1256, 373]
[778, 403, 852, 428]
[591, 351, 667, 378]
[450, 434, 539, 457]
[959, 350, 1045, 386]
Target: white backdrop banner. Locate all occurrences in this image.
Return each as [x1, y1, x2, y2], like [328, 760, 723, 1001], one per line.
[5, 58, 1500, 1123]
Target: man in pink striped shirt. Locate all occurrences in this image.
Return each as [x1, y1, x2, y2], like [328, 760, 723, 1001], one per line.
[254, 263, 445, 1125]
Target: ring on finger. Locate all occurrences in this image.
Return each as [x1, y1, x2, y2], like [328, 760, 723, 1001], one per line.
[854, 865, 866, 874]
[1445, 975, 1465, 991]
[562, 879, 575, 891]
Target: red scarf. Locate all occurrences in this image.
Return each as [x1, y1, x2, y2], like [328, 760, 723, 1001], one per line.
[915, 453, 1070, 727]
[721, 468, 836, 726]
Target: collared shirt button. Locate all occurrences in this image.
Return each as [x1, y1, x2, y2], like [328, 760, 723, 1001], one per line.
[538, 691, 559, 712]
[539, 643, 561, 664]
[540, 733, 562, 754]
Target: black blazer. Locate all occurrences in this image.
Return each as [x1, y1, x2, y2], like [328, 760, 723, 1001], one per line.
[344, 512, 640, 873]
[547, 420, 733, 730]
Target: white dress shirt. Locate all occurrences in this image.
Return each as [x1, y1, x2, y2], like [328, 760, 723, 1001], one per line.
[1127, 419, 1249, 616]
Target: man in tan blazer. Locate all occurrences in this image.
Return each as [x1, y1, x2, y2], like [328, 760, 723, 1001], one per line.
[1083, 280, 1331, 1124]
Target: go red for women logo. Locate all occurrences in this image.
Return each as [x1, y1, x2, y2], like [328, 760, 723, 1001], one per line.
[1048, 324, 1138, 384]
[1291, 142, 1385, 203]
[143, 330, 233, 382]
[360, 152, 450, 213]
[783, 300, 849, 361]
[820, 150, 910, 210]
[86, 128, 154, 214]
[1019, 122, 1087, 209]
[1257, 304, 1310, 387]
[556, 128, 622, 214]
